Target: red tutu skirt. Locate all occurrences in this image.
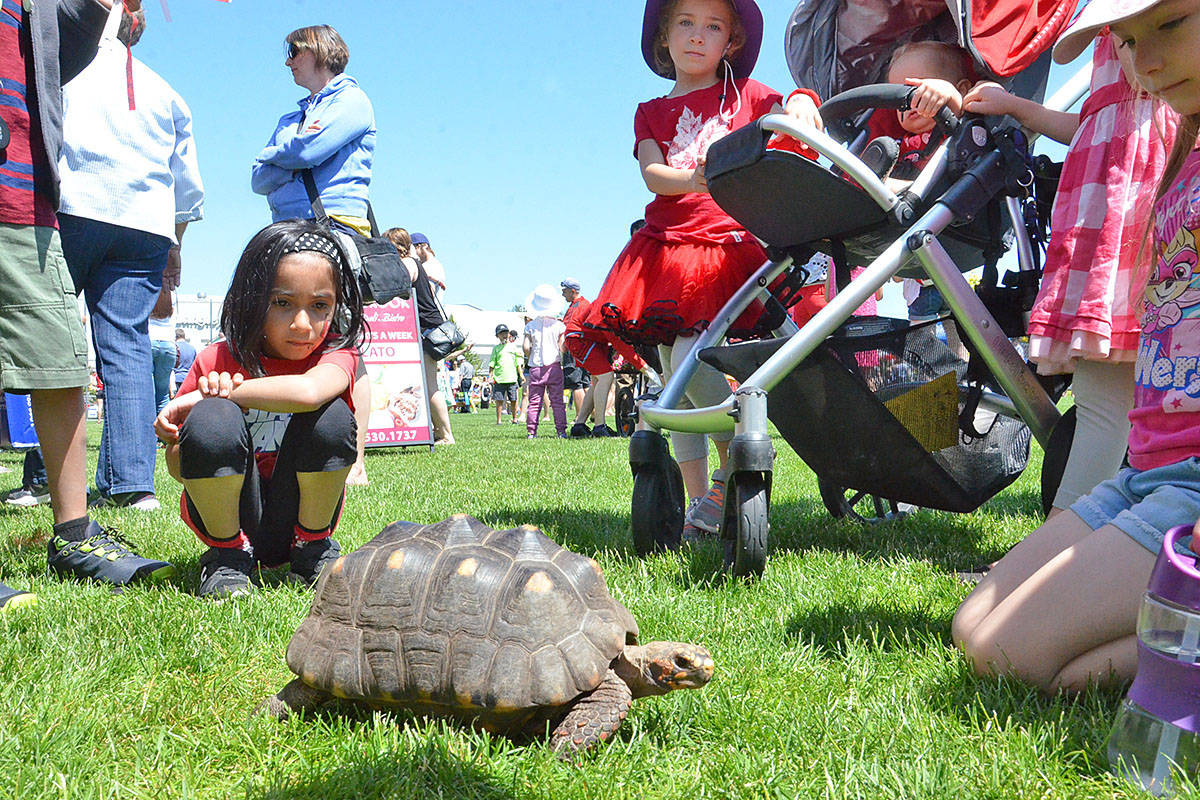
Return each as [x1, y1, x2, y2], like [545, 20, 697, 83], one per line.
[582, 233, 767, 347]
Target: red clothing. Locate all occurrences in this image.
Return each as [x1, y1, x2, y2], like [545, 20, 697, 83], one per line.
[585, 79, 780, 346]
[564, 293, 646, 374]
[0, 1, 55, 226]
[633, 78, 781, 245]
[865, 110, 932, 179]
[179, 341, 359, 479]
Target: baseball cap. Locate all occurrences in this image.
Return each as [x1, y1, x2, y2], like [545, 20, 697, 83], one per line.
[495, 323, 509, 336]
[411, 232, 430, 245]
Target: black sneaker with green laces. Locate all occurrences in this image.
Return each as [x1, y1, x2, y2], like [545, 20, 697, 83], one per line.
[48, 521, 175, 586]
[197, 546, 256, 600]
[0, 581, 36, 612]
[287, 537, 341, 587]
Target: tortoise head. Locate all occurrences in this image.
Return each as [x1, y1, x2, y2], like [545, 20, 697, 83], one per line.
[615, 642, 714, 698]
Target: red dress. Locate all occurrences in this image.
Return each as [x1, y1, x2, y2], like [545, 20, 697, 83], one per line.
[581, 79, 782, 348]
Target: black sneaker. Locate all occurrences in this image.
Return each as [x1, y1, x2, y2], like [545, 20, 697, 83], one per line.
[287, 537, 341, 587]
[591, 424, 617, 438]
[48, 521, 175, 587]
[569, 422, 591, 439]
[0, 581, 36, 612]
[197, 546, 256, 600]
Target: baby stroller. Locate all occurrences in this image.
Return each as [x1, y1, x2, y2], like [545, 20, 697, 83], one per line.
[628, 0, 1086, 577]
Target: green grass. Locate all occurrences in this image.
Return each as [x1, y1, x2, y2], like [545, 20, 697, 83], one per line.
[0, 412, 1181, 799]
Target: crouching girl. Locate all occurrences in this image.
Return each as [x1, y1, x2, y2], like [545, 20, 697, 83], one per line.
[155, 220, 364, 599]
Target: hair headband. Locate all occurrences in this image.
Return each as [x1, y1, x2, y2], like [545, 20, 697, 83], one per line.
[281, 232, 346, 270]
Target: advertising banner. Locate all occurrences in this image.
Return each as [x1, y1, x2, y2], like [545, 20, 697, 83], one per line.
[361, 298, 434, 448]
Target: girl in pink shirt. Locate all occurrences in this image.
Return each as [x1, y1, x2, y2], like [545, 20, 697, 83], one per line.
[953, 0, 1200, 693]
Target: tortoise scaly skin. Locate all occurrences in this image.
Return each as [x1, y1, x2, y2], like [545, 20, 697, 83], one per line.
[259, 515, 714, 756]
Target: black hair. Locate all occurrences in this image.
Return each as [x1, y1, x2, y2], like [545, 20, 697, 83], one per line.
[220, 220, 365, 378]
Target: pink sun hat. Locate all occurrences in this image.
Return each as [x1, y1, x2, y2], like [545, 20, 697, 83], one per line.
[1054, 0, 1166, 63]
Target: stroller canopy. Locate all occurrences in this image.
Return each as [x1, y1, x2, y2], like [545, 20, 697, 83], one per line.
[786, 0, 1080, 100]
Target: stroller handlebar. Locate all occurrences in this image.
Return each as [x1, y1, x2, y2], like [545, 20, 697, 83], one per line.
[818, 84, 959, 138]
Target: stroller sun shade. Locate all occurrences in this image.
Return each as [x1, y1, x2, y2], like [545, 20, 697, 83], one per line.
[785, 0, 1080, 101]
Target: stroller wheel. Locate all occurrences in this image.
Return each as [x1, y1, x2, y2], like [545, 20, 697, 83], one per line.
[723, 473, 769, 578]
[817, 477, 902, 524]
[630, 459, 684, 555]
[1040, 404, 1077, 518]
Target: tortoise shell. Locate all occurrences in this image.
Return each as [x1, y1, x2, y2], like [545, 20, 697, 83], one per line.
[285, 515, 638, 728]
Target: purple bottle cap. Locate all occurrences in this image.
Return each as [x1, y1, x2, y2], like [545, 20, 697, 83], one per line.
[1147, 525, 1200, 610]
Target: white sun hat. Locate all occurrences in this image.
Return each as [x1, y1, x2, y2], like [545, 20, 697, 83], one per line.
[1053, 0, 1167, 64]
[526, 284, 566, 317]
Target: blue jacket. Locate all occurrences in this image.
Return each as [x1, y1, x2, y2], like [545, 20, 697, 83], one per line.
[251, 73, 375, 221]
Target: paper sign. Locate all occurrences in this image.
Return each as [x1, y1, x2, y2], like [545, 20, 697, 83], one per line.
[361, 298, 434, 448]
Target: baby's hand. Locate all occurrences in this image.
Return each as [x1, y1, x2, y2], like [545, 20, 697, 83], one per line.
[198, 370, 244, 398]
[962, 82, 1016, 117]
[905, 77, 962, 118]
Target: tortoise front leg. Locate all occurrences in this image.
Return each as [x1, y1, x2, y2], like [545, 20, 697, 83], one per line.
[255, 678, 331, 720]
[550, 669, 632, 758]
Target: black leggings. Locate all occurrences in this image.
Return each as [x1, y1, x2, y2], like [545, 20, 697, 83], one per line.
[177, 396, 356, 566]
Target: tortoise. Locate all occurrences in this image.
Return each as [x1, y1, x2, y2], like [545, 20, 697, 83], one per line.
[259, 515, 714, 755]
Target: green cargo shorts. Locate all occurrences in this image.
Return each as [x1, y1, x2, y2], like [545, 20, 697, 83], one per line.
[0, 223, 88, 392]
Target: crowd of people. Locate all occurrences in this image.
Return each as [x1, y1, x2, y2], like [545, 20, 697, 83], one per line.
[2, 0, 1200, 734]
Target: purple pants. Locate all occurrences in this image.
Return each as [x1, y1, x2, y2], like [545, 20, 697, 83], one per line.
[527, 363, 566, 437]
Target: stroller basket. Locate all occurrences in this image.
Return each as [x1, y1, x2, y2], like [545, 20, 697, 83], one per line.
[701, 317, 1030, 513]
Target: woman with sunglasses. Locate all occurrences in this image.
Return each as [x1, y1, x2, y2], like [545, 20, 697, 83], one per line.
[252, 25, 377, 487]
[251, 25, 375, 230]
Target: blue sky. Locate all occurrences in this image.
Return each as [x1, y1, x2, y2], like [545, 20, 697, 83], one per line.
[131, 0, 1085, 311]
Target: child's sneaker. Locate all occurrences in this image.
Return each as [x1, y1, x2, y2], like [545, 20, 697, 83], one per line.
[197, 546, 256, 600]
[48, 521, 175, 587]
[288, 537, 341, 587]
[0, 581, 36, 612]
[681, 498, 715, 543]
[5, 483, 49, 507]
[683, 471, 726, 535]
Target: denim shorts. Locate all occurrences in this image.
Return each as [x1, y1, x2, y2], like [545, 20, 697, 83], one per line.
[908, 285, 950, 322]
[1071, 458, 1200, 554]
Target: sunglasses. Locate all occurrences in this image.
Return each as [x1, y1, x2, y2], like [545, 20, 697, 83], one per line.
[286, 42, 303, 59]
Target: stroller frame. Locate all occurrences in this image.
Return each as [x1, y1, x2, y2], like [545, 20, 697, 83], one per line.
[629, 105, 1067, 576]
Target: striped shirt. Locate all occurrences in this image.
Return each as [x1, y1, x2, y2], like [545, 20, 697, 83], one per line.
[0, 0, 56, 226]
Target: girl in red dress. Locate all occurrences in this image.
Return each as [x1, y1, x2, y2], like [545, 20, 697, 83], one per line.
[581, 0, 820, 537]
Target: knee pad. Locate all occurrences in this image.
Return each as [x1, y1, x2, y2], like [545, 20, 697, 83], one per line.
[290, 398, 357, 473]
[178, 397, 250, 479]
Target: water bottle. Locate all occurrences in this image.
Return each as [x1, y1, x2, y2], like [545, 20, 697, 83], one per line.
[1107, 524, 1200, 796]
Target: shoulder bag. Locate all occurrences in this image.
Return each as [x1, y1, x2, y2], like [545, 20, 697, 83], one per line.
[300, 170, 411, 306]
[421, 282, 467, 361]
